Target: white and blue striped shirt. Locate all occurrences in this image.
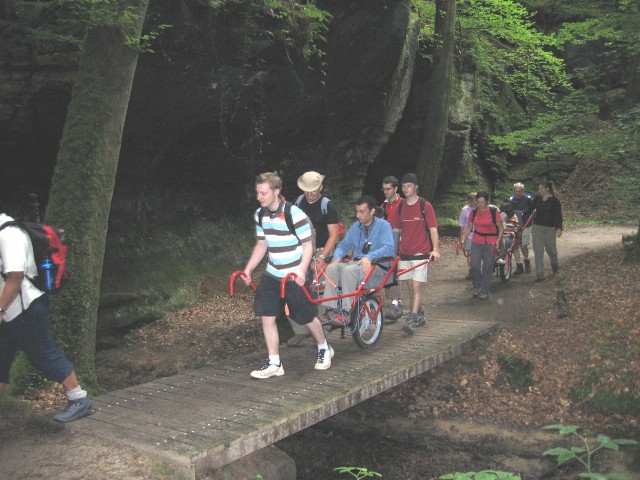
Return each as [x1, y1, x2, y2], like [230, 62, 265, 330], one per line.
[255, 202, 313, 279]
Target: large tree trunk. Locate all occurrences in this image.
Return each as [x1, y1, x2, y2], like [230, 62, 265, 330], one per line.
[41, 0, 149, 390]
[416, 0, 456, 200]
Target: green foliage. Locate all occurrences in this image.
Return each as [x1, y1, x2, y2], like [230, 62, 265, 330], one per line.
[440, 471, 521, 480]
[334, 467, 383, 479]
[264, 0, 333, 62]
[542, 424, 638, 479]
[460, 0, 569, 107]
[25, 0, 168, 53]
[412, 0, 569, 110]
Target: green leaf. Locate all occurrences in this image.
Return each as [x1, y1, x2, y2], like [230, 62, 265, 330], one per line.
[577, 474, 608, 480]
[543, 424, 579, 435]
[543, 447, 572, 457]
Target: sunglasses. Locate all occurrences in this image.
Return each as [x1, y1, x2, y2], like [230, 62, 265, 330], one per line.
[362, 242, 372, 254]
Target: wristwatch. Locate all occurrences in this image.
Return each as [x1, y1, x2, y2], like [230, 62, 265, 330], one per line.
[319, 254, 327, 261]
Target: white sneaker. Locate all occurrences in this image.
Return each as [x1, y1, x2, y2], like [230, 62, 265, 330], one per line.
[250, 361, 284, 379]
[496, 258, 506, 264]
[315, 346, 334, 370]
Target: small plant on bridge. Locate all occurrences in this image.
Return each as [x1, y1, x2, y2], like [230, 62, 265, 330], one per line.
[335, 466, 382, 479]
[439, 471, 521, 480]
[542, 424, 638, 479]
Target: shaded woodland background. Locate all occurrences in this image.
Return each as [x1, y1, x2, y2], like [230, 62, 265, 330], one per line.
[0, 0, 638, 389]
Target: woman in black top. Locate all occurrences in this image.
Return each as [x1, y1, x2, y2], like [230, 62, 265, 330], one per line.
[532, 181, 563, 281]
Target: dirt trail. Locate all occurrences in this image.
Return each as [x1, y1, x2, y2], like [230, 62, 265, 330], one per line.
[0, 225, 634, 480]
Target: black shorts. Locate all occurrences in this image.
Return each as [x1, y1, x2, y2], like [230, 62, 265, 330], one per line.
[254, 274, 317, 325]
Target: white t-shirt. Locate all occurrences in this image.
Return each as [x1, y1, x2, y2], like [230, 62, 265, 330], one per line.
[459, 204, 475, 241]
[0, 214, 45, 322]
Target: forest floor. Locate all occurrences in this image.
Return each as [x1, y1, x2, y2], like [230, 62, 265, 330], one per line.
[1, 224, 639, 480]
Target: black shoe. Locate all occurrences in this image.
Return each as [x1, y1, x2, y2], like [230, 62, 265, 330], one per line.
[514, 263, 524, 275]
[552, 265, 559, 273]
[384, 301, 403, 323]
[465, 271, 473, 280]
[524, 259, 531, 273]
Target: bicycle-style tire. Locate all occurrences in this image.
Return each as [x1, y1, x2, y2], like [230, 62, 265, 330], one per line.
[499, 252, 513, 282]
[350, 295, 383, 348]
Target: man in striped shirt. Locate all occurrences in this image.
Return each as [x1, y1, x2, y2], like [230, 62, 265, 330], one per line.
[242, 172, 334, 379]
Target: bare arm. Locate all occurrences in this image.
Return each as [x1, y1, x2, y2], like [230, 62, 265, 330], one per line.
[429, 227, 440, 261]
[0, 271, 23, 320]
[317, 223, 340, 268]
[242, 240, 268, 284]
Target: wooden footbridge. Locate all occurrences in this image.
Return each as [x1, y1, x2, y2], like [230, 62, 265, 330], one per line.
[73, 318, 495, 479]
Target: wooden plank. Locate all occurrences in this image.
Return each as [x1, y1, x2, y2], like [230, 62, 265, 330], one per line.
[72, 318, 495, 476]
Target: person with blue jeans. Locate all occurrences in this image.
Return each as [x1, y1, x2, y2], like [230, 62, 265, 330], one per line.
[458, 192, 504, 300]
[321, 195, 395, 323]
[0, 212, 92, 422]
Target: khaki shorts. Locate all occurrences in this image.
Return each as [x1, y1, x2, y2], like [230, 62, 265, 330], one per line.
[398, 258, 429, 283]
[521, 226, 532, 246]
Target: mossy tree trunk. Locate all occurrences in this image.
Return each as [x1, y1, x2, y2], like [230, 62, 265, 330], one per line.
[40, 0, 149, 390]
[416, 0, 456, 200]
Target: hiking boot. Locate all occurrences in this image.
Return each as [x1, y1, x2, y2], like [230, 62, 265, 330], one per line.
[53, 396, 92, 423]
[315, 346, 334, 370]
[384, 301, 403, 323]
[514, 263, 524, 275]
[250, 361, 284, 379]
[472, 288, 481, 297]
[535, 276, 545, 282]
[320, 308, 346, 327]
[402, 312, 424, 335]
[287, 333, 310, 347]
[414, 309, 426, 328]
[552, 264, 559, 273]
[478, 292, 489, 300]
[524, 259, 531, 273]
[465, 270, 473, 280]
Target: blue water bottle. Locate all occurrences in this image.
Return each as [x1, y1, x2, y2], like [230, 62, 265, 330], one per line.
[40, 257, 55, 293]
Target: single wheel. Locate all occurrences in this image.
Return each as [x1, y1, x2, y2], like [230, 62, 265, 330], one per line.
[350, 295, 383, 348]
[499, 252, 513, 282]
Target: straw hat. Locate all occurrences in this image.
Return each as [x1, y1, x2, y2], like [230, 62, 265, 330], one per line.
[297, 171, 325, 192]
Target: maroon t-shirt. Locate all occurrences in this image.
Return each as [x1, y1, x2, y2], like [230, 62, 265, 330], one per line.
[391, 198, 438, 256]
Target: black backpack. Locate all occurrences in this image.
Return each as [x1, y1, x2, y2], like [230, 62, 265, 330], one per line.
[257, 202, 301, 244]
[470, 206, 499, 236]
[0, 220, 68, 293]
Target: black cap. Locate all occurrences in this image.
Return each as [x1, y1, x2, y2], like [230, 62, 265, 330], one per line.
[401, 173, 418, 185]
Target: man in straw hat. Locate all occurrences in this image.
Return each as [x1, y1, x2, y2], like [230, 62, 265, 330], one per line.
[286, 171, 341, 347]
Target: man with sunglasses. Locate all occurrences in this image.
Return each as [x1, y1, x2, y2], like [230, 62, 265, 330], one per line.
[380, 176, 404, 322]
[320, 195, 395, 325]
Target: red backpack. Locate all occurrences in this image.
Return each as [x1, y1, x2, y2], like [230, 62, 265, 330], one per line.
[0, 220, 68, 293]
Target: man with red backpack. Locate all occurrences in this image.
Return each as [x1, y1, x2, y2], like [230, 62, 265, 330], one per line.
[389, 173, 440, 335]
[0, 210, 92, 422]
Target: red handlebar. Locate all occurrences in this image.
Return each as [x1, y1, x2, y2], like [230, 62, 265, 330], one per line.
[229, 271, 256, 295]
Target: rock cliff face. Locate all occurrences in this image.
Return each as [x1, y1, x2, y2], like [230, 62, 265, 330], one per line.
[0, 0, 481, 333]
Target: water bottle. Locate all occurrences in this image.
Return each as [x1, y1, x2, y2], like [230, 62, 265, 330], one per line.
[39, 257, 55, 293]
